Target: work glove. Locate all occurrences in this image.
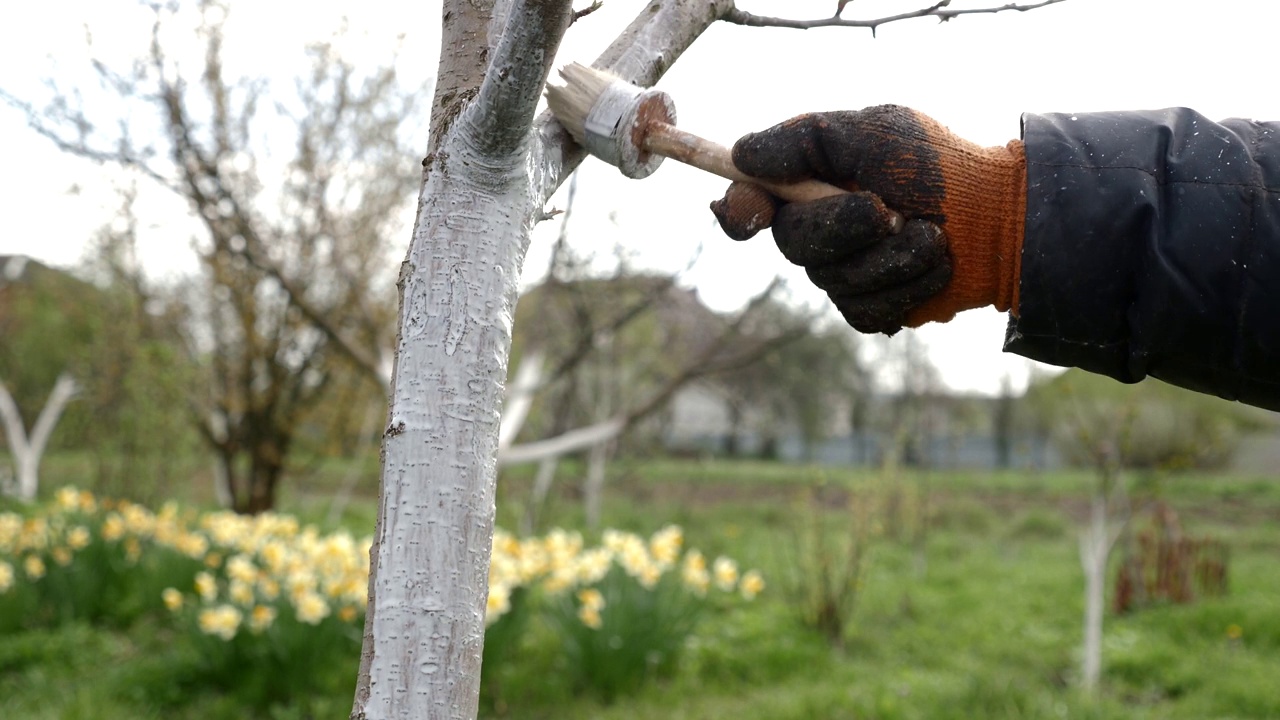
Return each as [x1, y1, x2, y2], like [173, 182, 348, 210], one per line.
[710, 105, 1026, 334]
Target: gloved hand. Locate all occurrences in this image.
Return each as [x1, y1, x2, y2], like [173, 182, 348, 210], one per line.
[710, 105, 1026, 334]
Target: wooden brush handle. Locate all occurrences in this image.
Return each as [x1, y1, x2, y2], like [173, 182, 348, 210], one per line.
[643, 121, 847, 203]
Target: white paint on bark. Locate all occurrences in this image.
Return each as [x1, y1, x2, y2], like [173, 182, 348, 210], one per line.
[359, 136, 536, 719]
[353, 2, 736, 718]
[1079, 493, 1120, 694]
[497, 417, 624, 465]
[0, 373, 78, 502]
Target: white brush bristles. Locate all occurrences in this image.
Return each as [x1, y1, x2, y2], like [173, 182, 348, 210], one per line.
[545, 62, 619, 146]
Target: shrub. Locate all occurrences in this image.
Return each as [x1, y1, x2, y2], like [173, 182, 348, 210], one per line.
[782, 483, 877, 647]
[0, 491, 763, 708]
[488, 525, 763, 702]
[0, 487, 205, 628]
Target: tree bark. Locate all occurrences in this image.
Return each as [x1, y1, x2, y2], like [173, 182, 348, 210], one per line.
[352, 2, 741, 717]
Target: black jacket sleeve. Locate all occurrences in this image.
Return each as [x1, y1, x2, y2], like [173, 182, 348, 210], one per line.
[1004, 108, 1280, 411]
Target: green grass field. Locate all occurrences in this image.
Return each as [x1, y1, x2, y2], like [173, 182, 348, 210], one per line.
[3, 458, 1279, 719]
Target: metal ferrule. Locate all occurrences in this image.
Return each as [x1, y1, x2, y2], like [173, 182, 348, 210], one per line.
[583, 81, 643, 168]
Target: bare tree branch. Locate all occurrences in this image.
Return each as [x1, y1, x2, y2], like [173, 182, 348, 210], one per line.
[235, 241, 389, 388]
[571, 1, 603, 24]
[622, 277, 785, 424]
[467, 0, 574, 157]
[722, 0, 1066, 35]
[533, 0, 739, 203]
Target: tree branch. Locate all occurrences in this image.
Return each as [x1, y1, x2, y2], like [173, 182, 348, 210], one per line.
[571, 1, 603, 24]
[466, 0, 574, 157]
[533, 0, 740, 203]
[498, 417, 624, 464]
[237, 240, 389, 389]
[722, 0, 1066, 35]
[622, 277, 784, 424]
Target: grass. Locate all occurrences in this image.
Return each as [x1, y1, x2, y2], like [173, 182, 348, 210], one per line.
[4, 458, 1280, 718]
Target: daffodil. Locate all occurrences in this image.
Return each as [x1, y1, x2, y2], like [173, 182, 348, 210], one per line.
[739, 570, 765, 600]
[195, 571, 219, 602]
[198, 605, 242, 640]
[248, 605, 277, 633]
[577, 587, 605, 612]
[682, 550, 709, 595]
[67, 526, 91, 550]
[23, 555, 45, 580]
[486, 584, 512, 625]
[578, 605, 603, 629]
[55, 487, 80, 511]
[713, 556, 739, 592]
[229, 579, 255, 606]
[162, 587, 184, 612]
[294, 591, 330, 625]
[649, 525, 683, 567]
[100, 514, 125, 542]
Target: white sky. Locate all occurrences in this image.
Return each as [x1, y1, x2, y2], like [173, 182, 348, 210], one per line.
[4, 0, 1280, 395]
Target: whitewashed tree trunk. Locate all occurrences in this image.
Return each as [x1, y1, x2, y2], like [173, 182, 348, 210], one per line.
[1078, 450, 1125, 696]
[1078, 494, 1108, 694]
[583, 440, 609, 530]
[350, 2, 767, 717]
[0, 373, 78, 502]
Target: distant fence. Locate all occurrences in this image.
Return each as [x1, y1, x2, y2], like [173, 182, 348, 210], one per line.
[663, 431, 1064, 471]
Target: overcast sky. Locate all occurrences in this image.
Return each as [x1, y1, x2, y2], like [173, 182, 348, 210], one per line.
[4, 0, 1280, 394]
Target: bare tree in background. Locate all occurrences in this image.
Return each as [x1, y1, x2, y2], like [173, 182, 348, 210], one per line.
[508, 184, 809, 529]
[355, 1, 1066, 717]
[3, 0, 419, 512]
[0, 374, 78, 502]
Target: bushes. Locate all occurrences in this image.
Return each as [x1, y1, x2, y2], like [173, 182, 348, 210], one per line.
[484, 525, 763, 703]
[0, 490, 763, 711]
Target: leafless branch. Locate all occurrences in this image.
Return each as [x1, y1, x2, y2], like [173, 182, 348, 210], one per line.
[723, 0, 1066, 35]
[571, 1, 603, 24]
[468, 0, 574, 157]
[236, 241, 389, 387]
[623, 277, 785, 424]
[533, 0, 739, 202]
[0, 88, 175, 189]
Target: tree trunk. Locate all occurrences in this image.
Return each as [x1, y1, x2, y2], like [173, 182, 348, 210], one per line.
[521, 456, 558, 535]
[352, 2, 736, 717]
[1079, 494, 1108, 694]
[244, 451, 285, 515]
[0, 373, 78, 502]
[583, 440, 609, 530]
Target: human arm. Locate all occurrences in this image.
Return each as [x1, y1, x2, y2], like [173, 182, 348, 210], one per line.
[1010, 108, 1280, 409]
[713, 107, 1280, 410]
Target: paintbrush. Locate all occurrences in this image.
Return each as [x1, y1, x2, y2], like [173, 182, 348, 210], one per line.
[546, 62, 901, 231]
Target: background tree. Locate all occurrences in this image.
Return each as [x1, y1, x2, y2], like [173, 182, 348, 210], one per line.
[0, 256, 92, 500]
[1023, 368, 1269, 694]
[712, 313, 864, 460]
[4, 0, 421, 512]
[76, 199, 200, 502]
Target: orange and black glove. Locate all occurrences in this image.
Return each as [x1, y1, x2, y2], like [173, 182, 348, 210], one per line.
[711, 105, 1026, 335]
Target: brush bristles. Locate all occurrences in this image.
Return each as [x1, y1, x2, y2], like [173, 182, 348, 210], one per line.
[546, 62, 623, 145]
